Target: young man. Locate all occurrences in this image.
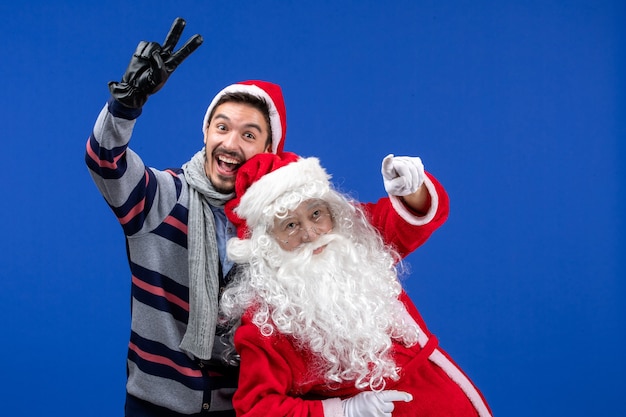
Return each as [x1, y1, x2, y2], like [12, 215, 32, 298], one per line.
[220, 152, 492, 417]
[85, 18, 288, 415]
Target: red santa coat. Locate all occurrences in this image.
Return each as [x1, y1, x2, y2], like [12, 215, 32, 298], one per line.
[233, 292, 492, 417]
[232, 174, 492, 417]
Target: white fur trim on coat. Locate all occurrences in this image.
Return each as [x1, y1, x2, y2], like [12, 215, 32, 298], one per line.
[388, 176, 438, 226]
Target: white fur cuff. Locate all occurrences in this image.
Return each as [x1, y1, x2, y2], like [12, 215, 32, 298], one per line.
[388, 176, 438, 226]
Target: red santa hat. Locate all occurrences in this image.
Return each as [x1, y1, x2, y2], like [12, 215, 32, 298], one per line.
[202, 80, 287, 154]
[225, 152, 332, 239]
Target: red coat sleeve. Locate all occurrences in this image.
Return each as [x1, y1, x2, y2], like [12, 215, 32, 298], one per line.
[232, 312, 327, 417]
[363, 172, 449, 257]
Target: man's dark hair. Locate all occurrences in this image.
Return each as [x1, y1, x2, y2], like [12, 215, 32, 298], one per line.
[207, 92, 273, 149]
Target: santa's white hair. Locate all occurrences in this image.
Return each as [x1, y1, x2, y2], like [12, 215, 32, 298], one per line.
[220, 180, 419, 391]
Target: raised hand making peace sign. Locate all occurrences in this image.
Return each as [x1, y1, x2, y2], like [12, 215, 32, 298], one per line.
[108, 17, 203, 108]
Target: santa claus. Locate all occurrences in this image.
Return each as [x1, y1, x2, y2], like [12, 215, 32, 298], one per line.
[220, 152, 492, 417]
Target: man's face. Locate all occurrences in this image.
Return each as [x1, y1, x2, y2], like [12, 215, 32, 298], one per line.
[203, 102, 271, 193]
[271, 199, 334, 253]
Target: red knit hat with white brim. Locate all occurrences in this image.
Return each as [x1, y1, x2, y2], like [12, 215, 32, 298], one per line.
[202, 80, 287, 154]
[225, 152, 331, 239]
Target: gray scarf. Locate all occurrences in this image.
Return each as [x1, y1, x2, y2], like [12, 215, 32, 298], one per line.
[179, 148, 234, 360]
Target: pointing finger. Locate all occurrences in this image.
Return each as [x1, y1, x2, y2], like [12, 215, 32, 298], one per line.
[381, 154, 397, 178]
[378, 390, 413, 403]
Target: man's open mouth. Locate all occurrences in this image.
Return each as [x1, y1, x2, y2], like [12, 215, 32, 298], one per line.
[215, 154, 242, 175]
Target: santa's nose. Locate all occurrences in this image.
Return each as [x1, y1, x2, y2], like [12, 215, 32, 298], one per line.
[301, 225, 322, 242]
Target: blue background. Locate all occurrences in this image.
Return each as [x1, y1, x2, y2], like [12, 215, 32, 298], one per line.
[1, 1, 623, 416]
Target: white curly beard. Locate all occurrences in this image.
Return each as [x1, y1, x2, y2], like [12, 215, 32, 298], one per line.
[222, 226, 419, 390]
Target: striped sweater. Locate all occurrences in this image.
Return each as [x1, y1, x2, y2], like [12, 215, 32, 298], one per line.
[86, 98, 237, 415]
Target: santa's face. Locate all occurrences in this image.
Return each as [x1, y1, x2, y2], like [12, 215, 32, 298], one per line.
[271, 199, 334, 252]
[203, 102, 271, 194]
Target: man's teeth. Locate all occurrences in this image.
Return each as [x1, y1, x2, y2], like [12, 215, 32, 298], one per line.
[218, 155, 239, 165]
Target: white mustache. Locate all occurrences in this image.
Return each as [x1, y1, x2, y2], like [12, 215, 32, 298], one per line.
[291, 233, 341, 258]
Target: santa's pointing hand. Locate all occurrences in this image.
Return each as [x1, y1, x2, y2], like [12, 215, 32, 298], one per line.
[381, 154, 426, 197]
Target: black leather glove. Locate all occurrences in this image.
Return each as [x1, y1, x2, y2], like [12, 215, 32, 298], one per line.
[108, 17, 203, 108]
